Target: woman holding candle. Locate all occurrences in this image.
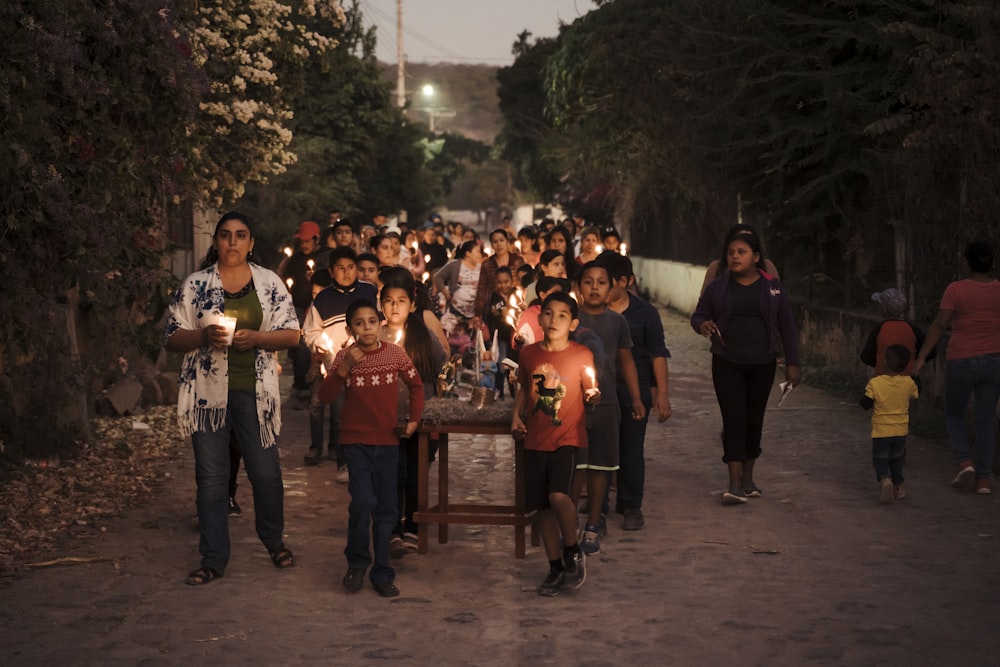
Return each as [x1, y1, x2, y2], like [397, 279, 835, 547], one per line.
[474, 228, 525, 327]
[691, 227, 800, 505]
[163, 212, 301, 585]
[433, 240, 484, 338]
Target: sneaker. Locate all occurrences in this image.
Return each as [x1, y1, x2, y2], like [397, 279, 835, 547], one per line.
[303, 449, 321, 466]
[879, 478, 894, 504]
[403, 531, 419, 554]
[976, 478, 992, 495]
[336, 465, 349, 484]
[563, 549, 586, 589]
[390, 535, 407, 559]
[228, 496, 242, 517]
[893, 487, 907, 500]
[342, 567, 366, 593]
[580, 524, 601, 556]
[952, 461, 975, 488]
[373, 580, 400, 598]
[721, 490, 748, 505]
[537, 568, 565, 597]
[622, 507, 644, 531]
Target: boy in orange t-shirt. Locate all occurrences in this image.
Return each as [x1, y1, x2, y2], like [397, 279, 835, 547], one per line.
[512, 292, 600, 596]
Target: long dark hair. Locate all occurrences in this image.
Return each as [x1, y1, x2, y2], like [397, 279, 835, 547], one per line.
[718, 224, 766, 272]
[380, 266, 437, 383]
[200, 211, 257, 270]
[545, 226, 577, 278]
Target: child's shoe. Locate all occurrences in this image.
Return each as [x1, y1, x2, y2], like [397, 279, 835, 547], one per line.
[403, 531, 419, 553]
[537, 568, 565, 597]
[390, 535, 407, 559]
[563, 549, 586, 590]
[893, 486, 906, 500]
[879, 478, 894, 504]
[976, 478, 992, 495]
[580, 524, 601, 556]
[952, 461, 975, 488]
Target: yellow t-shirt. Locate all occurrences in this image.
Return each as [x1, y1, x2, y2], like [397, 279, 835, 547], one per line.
[864, 374, 919, 438]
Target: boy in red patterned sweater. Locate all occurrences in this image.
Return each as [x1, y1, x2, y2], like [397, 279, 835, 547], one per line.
[319, 299, 424, 597]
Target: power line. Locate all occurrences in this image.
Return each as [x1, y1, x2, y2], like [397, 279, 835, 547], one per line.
[359, 0, 510, 64]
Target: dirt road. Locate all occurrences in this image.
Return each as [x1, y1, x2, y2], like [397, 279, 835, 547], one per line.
[2, 309, 997, 666]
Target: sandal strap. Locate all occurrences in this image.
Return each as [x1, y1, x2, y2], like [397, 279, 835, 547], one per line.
[186, 566, 222, 585]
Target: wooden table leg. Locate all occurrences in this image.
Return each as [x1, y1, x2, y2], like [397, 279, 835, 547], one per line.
[417, 431, 429, 554]
[438, 433, 449, 544]
[514, 437, 526, 558]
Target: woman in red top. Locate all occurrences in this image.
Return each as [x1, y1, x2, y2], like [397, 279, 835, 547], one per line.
[914, 240, 1000, 495]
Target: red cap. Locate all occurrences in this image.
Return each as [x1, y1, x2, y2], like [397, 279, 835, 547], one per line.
[295, 221, 320, 240]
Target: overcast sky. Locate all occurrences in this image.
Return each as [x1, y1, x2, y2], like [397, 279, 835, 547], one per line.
[358, 0, 596, 65]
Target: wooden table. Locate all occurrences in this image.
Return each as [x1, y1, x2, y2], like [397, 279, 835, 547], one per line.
[413, 418, 537, 558]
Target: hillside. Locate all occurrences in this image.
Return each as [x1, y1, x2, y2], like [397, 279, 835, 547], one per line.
[380, 61, 502, 143]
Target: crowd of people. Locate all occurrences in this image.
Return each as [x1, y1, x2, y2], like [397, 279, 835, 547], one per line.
[163, 210, 998, 597]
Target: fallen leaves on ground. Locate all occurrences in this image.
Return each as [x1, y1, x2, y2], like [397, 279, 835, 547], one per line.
[0, 406, 186, 572]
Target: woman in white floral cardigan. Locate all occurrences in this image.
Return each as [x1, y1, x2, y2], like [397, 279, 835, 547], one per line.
[163, 212, 301, 585]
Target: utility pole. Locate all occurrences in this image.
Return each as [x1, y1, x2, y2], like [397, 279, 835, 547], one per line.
[396, 0, 405, 109]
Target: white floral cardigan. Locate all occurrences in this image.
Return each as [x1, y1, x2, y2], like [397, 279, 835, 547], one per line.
[162, 262, 299, 447]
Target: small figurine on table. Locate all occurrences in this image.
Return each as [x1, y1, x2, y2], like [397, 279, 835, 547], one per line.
[436, 354, 461, 397]
[478, 349, 498, 390]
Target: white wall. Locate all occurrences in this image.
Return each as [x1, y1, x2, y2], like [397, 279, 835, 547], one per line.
[631, 257, 707, 316]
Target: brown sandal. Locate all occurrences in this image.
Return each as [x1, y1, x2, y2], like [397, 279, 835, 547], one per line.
[186, 566, 222, 585]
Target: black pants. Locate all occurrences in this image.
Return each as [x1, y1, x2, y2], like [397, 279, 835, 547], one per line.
[711, 356, 776, 463]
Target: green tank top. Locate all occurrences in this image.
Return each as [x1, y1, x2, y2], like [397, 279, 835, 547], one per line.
[224, 289, 264, 391]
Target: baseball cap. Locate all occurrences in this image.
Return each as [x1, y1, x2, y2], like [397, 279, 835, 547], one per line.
[419, 221, 435, 230]
[295, 221, 320, 240]
[871, 288, 906, 317]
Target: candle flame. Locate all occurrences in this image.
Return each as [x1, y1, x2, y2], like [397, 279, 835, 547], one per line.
[421, 271, 430, 282]
[596, 245, 603, 254]
[412, 241, 419, 250]
[506, 315, 515, 326]
[306, 259, 315, 270]
[320, 332, 332, 352]
[514, 240, 521, 251]
[585, 366, 596, 388]
[620, 243, 627, 255]
[509, 294, 518, 308]
[395, 329, 403, 344]
[285, 277, 294, 288]
[283, 246, 293, 257]
[424, 254, 431, 263]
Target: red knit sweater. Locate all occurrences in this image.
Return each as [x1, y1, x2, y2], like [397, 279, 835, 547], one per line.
[319, 342, 424, 446]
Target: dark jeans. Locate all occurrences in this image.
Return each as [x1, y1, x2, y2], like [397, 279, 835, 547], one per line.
[191, 390, 285, 573]
[343, 444, 398, 584]
[872, 435, 906, 487]
[711, 356, 777, 463]
[617, 387, 652, 509]
[309, 382, 345, 464]
[291, 307, 309, 391]
[394, 433, 439, 536]
[944, 355, 1000, 478]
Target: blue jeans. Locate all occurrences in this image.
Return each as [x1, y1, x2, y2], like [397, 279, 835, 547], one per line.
[343, 444, 398, 584]
[191, 390, 285, 572]
[944, 355, 1000, 478]
[872, 435, 906, 487]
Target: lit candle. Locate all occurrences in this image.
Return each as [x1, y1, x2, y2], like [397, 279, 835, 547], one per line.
[620, 243, 627, 256]
[393, 329, 403, 345]
[484, 247, 492, 256]
[509, 294, 518, 308]
[283, 246, 293, 257]
[285, 277, 294, 289]
[411, 241, 419, 250]
[306, 258, 315, 271]
[319, 332, 333, 352]
[424, 254, 431, 263]
[596, 244, 604, 254]
[515, 288, 523, 303]
[421, 271, 430, 282]
[514, 240, 521, 251]
[506, 314, 515, 326]
[585, 366, 596, 388]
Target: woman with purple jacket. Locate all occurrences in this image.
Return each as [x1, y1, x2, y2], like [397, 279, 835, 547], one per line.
[691, 228, 801, 505]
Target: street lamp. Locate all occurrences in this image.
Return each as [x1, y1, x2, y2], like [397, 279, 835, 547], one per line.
[419, 83, 454, 133]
